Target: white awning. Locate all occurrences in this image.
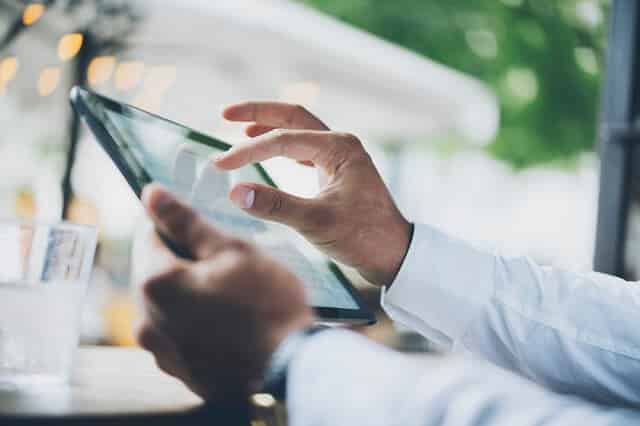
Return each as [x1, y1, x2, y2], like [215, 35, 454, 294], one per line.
[123, 0, 498, 145]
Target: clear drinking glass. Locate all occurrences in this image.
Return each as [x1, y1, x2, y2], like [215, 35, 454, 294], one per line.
[0, 221, 97, 389]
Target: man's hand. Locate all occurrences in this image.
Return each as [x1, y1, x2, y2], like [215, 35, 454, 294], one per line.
[136, 184, 313, 402]
[218, 102, 412, 288]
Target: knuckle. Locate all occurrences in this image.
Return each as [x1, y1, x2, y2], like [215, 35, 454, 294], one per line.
[226, 238, 252, 255]
[229, 256, 249, 274]
[336, 132, 371, 166]
[288, 104, 308, 125]
[270, 129, 290, 154]
[217, 250, 251, 278]
[339, 132, 363, 150]
[268, 192, 284, 217]
[142, 265, 185, 300]
[164, 264, 187, 280]
[323, 143, 351, 173]
[337, 131, 355, 141]
[271, 130, 295, 157]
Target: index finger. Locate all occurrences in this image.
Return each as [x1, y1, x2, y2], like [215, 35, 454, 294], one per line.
[223, 102, 328, 131]
[214, 130, 345, 173]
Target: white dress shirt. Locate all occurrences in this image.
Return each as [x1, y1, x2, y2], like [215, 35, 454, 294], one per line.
[286, 223, 640, 425]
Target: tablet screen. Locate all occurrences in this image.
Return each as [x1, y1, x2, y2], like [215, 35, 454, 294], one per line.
[72, 88, 374, 322]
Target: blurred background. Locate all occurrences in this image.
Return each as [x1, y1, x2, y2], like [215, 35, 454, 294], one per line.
[0, 0, 609, 347]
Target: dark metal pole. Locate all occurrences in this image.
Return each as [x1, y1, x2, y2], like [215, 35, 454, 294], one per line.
[593, 0, 640, 276]
[62, 31, 93, 219]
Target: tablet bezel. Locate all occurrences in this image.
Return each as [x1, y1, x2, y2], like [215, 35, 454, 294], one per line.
[70, 86, 376, 325]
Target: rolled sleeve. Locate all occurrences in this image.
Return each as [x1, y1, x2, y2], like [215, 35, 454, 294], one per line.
[381, 224, 497, 350]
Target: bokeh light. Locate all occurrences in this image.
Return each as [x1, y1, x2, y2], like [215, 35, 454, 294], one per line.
[0, 56, 19, 84]
[22, 3, 45, 26]
[88, 56, 116, 87]
[57, 33, 84, 61]
[37, 66, 61, 96]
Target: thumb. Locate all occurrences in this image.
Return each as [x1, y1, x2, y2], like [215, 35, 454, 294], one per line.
[229, 183, 319, 230]
[142, 183, 231, 260]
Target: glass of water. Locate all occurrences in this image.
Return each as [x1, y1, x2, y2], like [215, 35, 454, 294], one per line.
[0, 221, 97, 389]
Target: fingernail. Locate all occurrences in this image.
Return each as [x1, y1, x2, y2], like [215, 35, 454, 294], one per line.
[231, 187, 255, 209]
[245, 189, 255, 208]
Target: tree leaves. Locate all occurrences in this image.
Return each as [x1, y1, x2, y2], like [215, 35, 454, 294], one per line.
[301, 0, 608, 169]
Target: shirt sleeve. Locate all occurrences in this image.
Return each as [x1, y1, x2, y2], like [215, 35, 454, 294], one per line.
[381, 223, 640, 406]
[286, 329, 638, 426]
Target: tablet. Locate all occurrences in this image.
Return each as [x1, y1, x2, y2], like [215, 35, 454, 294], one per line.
[70, 86, 375, 325]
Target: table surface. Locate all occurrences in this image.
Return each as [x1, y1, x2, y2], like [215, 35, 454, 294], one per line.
[0, 346, 251, 424]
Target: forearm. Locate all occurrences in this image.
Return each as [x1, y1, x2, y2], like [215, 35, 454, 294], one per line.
[286, 329, 637, 426]
[382, 224, 640, 406]
[460, 266, 640, 406]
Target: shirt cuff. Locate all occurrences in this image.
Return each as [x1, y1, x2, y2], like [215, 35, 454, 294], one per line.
[286, 328, 414, 424]
[381, 223, 497, 350]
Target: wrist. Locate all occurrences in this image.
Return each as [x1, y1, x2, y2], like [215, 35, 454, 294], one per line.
[267, 310, 314, 356]
[364, 220, 414, 288]
[387, 221, 414, 288]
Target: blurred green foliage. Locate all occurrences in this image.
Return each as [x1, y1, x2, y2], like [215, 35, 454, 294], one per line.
[300, 0, 609, 168]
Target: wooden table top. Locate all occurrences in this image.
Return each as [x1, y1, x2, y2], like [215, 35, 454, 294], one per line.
[0, 346, 251, 425]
